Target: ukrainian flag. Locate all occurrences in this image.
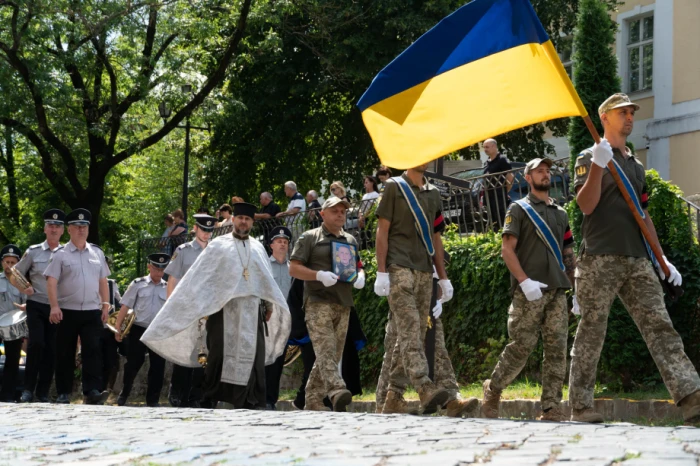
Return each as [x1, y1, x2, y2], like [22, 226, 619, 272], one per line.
[357, 0, 588, 169]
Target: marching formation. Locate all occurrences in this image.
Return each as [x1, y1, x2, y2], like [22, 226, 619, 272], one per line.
[0, 93, 699, 425]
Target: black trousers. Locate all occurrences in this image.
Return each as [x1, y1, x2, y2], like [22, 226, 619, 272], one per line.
[120, 325, 165, 405]
[100, 328, 120, 392]
[24, 301, 56, 397]
[55, 309, 103, 395]
[169, 365, 204, 407]
[0, 338, 23, 401]
[265, 349, 286, 406]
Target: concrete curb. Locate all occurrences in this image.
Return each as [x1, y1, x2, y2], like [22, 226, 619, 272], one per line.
[275, 398, 683, 422]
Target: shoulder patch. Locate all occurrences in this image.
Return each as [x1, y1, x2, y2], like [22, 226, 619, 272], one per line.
[170, 251, 179, 261]
[504, 214, 513, 226]
[575, 165, 588, 177]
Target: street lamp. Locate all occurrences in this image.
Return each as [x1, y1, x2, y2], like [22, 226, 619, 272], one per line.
[158, 86, 209, 221]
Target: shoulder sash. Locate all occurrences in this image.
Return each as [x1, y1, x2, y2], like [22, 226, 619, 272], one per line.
[514, 199, 564, 271]
[610, 158, 658, 268]
[392, 176, 435, 257]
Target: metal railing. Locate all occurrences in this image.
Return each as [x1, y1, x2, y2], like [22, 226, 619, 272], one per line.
[426, 157, 572, 233]
[681, 197, 700, 242]
[136, 200, 379, 277]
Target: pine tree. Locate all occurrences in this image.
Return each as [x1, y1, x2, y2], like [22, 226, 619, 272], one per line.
[566, 0, 621, 243]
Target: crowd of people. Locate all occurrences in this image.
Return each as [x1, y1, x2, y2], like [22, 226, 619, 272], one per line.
[1, 93, 699, 425]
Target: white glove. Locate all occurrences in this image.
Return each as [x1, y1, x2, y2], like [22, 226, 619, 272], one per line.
[657, 256, 682, 287]
[591, 138, 613, 168]
[438, 279, 453, 303]
[374, 272, 390, 297]
[316, 270, 339, 287]
[572, 295, 581, 316]
[519, 278, 548, 302]
[432, 299, 443, 319]
[353, 270, 366, 289]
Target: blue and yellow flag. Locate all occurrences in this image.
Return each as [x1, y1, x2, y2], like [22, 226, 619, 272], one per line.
[357, 0, 588, 169]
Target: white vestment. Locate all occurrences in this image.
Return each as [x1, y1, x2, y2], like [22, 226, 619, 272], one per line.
[142, 234, 291, 385]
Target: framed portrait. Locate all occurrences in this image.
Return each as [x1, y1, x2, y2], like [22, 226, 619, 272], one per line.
[330, 241, 358, 283]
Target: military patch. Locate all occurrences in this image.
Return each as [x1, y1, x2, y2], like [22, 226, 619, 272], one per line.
[504, 214, 512, 226]
[171, 251, 178, 261]
[576, 165, 588, 176]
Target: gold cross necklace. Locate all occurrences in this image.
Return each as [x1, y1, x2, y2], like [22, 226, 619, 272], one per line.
[234, 236, 251, 281]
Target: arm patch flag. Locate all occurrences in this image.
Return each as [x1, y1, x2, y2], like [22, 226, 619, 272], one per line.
[358, 0, 588, 169]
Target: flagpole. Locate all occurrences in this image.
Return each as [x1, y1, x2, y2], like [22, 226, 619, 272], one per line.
[582, 115, 670, 278]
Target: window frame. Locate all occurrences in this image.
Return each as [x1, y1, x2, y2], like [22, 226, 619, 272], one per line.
[626, 14, 654, 94]
[617, 5, 655, 100]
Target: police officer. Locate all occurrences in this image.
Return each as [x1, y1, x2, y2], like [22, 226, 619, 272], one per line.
[165, 213, 216, 407]
[114, 253, 170, 407]
[570, 93, 700, 423]
[44, 208, 111, 405]
[0, 245, 27, 402]
[265, 226, 293, 409]
[482, 158, 575, 422]
[10, 208, 65, 403]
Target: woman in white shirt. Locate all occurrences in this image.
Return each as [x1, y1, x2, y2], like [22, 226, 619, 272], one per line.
[359, 175, 379, 228]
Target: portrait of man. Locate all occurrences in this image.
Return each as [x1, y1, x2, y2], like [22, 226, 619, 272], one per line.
[332, 242, 357, 283]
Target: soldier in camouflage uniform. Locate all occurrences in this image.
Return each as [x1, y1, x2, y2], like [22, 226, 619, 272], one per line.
[569, 93, 700, 423]
[373, 163, 453, 414]
[481, 158, 575, 422]
[289, 197, 366, 412]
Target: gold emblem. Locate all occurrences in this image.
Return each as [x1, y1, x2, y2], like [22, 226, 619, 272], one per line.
[576, 165, 588, 176]
[505, 215, 512, 226]
[78, 213, 84, 220]
[171, 251, 178, 261]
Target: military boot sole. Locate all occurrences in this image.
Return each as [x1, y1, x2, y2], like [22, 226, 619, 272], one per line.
[421, 388, 450, 415]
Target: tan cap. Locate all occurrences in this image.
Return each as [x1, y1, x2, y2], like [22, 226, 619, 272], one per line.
[321, 196, 351, 210]
[524, 157, 553, 174]
[598, 93, 640, 115]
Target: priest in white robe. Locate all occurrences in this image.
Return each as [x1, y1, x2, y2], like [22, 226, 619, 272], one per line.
[142, 202, 291, 409]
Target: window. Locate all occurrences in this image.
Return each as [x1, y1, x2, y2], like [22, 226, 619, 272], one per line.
[627, 15, 653, 93]
[558, 36, 574, 80]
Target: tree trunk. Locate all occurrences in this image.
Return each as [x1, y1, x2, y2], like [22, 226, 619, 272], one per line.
[3, 127, 20, 225]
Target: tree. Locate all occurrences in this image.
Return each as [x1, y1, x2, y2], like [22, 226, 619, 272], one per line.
[0, 0, 253, 243]
[204, 0, 622, 205]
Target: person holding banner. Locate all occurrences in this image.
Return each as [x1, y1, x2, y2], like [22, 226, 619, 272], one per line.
[373, 163, 453, 414]
[569, 93, 700, 424]
[481, 158, 575, 422]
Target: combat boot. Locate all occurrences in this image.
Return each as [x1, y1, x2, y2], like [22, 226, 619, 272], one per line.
[481, 379, 501, 419]
[444, 397, 480, 418]
[571, 408, 604, 423]
[382, 390, 414, 414]
[305, 399, 331, 412]
[539, 405, 565, 422]
[331, 389, 352, 412]
[680, 390, 700, 424]
[417, 383, 449, 415]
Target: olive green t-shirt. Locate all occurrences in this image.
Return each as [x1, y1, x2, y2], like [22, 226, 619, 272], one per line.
[290, 225, 360, 307]
[574, 147, 649, 258]
[375, 173, 445, 273]
[502, 194, 574, 294]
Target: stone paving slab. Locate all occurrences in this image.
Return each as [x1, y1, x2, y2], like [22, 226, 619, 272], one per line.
[0, 403, 697, 465]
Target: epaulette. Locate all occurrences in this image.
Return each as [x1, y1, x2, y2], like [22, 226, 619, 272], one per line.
[177, 242, 192, 250]
[89, 243, 103, 251]
[29, 244, 42, 250]
[133, 277, 147, 283]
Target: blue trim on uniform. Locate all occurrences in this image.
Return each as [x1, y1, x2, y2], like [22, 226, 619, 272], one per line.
[288, 335, 310, 345]
[392, 176, 435, 257]
[611, 159, 659, 268]
[514, 199, 565, 271]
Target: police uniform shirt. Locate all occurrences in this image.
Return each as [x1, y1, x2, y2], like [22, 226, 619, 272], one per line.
[269, 256, 292, 300]
[13, 241, 63, 304]
[574, 147, 649, 258]
[120, 275, 167, 328]
[43, 241, 111, 310]
[163, 240, 204, 280]
[0, 273, 26, 317]
[502, 193, 574, 294]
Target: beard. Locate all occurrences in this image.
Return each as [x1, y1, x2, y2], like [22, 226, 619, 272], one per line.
[532, 179, 550, 192]
[234, 225, 251, 237]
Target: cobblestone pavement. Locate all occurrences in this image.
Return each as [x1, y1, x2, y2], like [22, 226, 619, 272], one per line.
[1, 403, 699, 465]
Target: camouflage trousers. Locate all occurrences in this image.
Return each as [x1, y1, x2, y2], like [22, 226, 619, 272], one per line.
[569, 254, 700, 409]
[304, 302, 350, 404]
[376, 314, 460, 408]
[385, 265, 433, 393]
[489, 288, 568, 410]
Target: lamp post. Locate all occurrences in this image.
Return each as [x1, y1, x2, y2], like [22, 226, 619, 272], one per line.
[158, 85, 209, 221]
